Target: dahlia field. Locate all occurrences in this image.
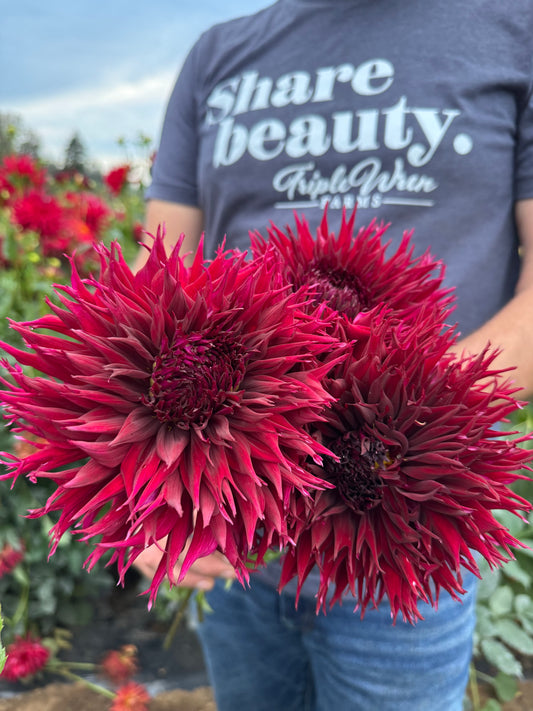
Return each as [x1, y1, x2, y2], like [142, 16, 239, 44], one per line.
[1, 154, 533, 707]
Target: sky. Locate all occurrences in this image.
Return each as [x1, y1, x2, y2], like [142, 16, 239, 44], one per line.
[1, 1, 272, 170]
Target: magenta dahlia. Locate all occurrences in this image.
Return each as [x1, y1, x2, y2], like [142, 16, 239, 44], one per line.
[279, 310, 533, 623]
[0, 230, 342, 603]
[251, 208, 453, 326]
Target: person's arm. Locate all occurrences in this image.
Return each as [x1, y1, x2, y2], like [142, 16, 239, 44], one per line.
[131, 199, 204, 271]
[449, 198, 533, 398]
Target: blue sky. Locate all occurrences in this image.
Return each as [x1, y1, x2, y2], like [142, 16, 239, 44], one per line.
[1, 1, 272, 169]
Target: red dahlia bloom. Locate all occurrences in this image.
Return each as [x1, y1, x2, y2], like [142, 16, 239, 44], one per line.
[0, 155, 46, 202]
[251, 208, 453, 326]
[64, 191, 111, 238]
[0, 230, 341, 604]
[11, 190, 63, 242]
[279, 311, 532, 623]
[111, 682, 150, 711]
[104, 165, 130, 196]
[101, 645, 139, 684]
[0, 543, 24, 578]
[1, 635, 50, 681]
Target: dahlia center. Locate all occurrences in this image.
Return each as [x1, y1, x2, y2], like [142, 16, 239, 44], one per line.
[145, 331, 246, 428]
[309, 260, 371, 318]
[323, 430, 390, 512]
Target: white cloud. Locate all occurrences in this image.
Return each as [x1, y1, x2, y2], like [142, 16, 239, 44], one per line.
[5, 70, 179, 169]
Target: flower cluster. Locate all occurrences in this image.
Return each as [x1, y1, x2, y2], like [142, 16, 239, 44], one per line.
[0, 633, 149, 709]
[0, 154, 141, 273]
[253, 209, 532, 622]
[1, 205, 531, 623]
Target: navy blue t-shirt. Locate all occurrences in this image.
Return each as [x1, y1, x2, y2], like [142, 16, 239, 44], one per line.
[147, 0, 533, 338]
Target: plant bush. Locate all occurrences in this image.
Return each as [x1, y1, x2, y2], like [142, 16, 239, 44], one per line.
[468, 404, 533, 710]
[0, 147, 148, 646]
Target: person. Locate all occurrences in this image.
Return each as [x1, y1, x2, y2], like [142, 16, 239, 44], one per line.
[133, 1, 533, 709]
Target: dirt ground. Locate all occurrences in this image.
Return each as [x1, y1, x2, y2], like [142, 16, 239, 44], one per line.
[0, 683, 215, 711]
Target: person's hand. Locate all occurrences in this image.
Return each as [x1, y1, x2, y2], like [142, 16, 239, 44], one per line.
[133, 540, 236, 591]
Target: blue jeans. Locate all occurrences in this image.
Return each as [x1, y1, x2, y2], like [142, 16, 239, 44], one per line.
[195, 572, 477, 711]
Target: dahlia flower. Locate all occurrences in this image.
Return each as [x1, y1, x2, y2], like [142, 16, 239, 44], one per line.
[0, 543, 24, 578]
[0, 154, 46, 202]
[0, 230, 342, 603]
[279, 310, 532, 622]
[11, 190, 64, 247]
[64, 191, 111, 239]
[104, 165, 130, 196]
[1, 635, 50, 681]
[101, 645, 138, 684]
[251, 208, 452, 326]
[111, 681, 150, 711]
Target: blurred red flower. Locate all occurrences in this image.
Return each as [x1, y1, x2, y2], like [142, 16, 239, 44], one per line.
[101, 645, 139, 684]
[1, 635, 50, 681]
[111, 682, 150, 711]
[64, 191, 111, 239]
[0, 543, 24, 578]
[11, 190, 63, 242]
[0, 155, 46, 203]
[104, 165, 130, 196]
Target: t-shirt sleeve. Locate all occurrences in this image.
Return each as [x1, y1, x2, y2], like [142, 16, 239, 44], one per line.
[515, 69, 533, 201]
[145, 43, 200, 206]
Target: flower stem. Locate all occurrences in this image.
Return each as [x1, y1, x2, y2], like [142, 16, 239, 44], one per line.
[468, 664, 481, 711]
[163, 588, 194, 650]
[51, 667, 115, 699]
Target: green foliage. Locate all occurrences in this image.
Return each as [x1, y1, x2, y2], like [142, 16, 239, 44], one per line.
[0, 605, 6, 674]
[0, 142, 150, 645]
[471, 404, 533, 707]
[0, 113, 40, 161]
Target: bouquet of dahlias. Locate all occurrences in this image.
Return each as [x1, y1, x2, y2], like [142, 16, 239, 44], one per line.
[252, 209, 533, 622]
[0, 229, 345, 605]
[1, 207, 531, 623]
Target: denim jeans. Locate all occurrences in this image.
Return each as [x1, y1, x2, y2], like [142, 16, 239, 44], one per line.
[195, 571, 477, 711]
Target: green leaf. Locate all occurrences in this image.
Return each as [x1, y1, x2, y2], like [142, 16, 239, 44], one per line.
[491, 672, 518, 703]
[520, 616, 533, 636]
[494, 510, 526, 537]
[494, 619, 533, 656]
[502, 559, 532, 588]
[480, 700, 502, 711]
[0, 605, 6, 674]
[515, 593, 533, 617]
[476, 606, 496, 640]
[477, 565, 501, 601]
[514, 541, 533, 559]
[480, 638, 523, 677]
[489, 586, 514, 617]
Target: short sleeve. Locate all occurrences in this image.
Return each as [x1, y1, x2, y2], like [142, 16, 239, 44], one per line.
[515, 65, 533, 201]
[145, 43, 201, 206]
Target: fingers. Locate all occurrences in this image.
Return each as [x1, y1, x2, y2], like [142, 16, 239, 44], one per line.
[132, 542, 236, 591]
